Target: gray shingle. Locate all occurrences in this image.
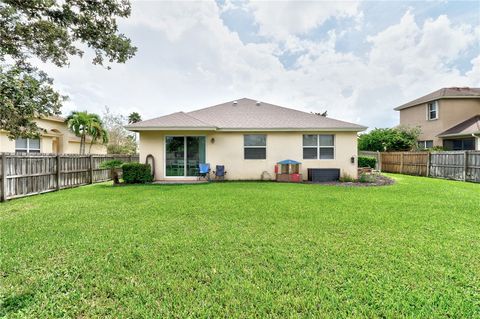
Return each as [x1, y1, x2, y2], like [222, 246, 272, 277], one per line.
[127, 98, 366, 131]
[438, 115, 480, 137]
[395, 87, 480, 111]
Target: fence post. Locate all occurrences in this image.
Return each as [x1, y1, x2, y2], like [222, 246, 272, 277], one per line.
[56, 154, 61, 190]
[426, 152, 431, 177]
[89, 155, 94, 184]
[377, 151, 381, 171]
[463, 151, 468, 181]
[1, 153, 7, 202]
[400, 152, 404, 174]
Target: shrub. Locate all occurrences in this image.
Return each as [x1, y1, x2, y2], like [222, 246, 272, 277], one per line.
[358, 156, 377, 168]
[339, 174, 356, 182]
[358, 126, 420, 152]
[100, 159, 124, 184]
[122, 163, 153, 184]
[359, 173, 375, 183]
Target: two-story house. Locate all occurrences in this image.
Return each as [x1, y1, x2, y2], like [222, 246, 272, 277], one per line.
[0, 116, 107, 154]
[395, 87, 480, 150]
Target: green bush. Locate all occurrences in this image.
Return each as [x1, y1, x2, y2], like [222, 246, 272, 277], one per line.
[339, 175, 356, 182]
[358, 156, 377, 168]
[358, 126, 420, 152]
[359, 173, 375, 183]
[122, 163, 153, 184]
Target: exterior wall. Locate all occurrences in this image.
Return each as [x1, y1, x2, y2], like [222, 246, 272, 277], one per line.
[0, 132, 16, 153]
[139, 130, 359, 181]
[0, 118, 107, 154]
[399, 98, 480, 146]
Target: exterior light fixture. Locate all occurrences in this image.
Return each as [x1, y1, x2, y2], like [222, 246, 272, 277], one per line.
[351, 156, 355, 164]
[211, 137, 215, 144]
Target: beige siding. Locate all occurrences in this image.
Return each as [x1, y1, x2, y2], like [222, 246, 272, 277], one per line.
[399, 98, 480, 146]
[139, 130, 359, 181]
[0, 118, 107, 154]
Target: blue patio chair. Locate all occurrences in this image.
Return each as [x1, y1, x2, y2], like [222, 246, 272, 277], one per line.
[214, 165, 227, 181]
[198, 163, 210, 180]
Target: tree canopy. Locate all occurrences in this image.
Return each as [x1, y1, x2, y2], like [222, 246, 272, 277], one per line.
[0, 0, 136, 137]
[103, 107, 137, 155]
[66, 111, 108, 154]
[128, 112, 142, 124]
[358, 126, 421, 152]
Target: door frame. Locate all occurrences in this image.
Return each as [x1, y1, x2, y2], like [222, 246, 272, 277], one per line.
[163, 135, 207, 179]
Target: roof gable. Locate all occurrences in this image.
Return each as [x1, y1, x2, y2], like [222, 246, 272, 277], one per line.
[395, 87, 480, 111]
[438, 115, 480, 137]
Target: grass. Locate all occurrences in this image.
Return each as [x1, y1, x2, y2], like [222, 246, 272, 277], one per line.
[0, 174, 479, 318]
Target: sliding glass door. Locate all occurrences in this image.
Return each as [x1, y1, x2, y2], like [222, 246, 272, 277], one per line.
[165, 136, 205, 177]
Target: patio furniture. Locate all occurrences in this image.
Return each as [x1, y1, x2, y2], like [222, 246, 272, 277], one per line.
[214, 165, 227, 181]
[198, 163, 211, 180]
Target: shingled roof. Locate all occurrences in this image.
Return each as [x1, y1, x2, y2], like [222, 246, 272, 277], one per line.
[126, 98, 366, 132]
[395, 87, 480, 111]
[438, 115, 480, 137]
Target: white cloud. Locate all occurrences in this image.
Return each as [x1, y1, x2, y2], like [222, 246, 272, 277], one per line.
[247, 1, 361, 40]
[34, 1, 480, 130]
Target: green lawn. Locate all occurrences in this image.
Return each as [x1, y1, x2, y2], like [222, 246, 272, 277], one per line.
[1, 175, 479, 318]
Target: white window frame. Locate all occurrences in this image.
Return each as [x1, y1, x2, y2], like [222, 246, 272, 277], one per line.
[302, 134, 335, 160]
[427, 101, 438, 120]
[15, 138, 41, 153]
[417, 140, 433, 149]
[244, 134, 267, 160]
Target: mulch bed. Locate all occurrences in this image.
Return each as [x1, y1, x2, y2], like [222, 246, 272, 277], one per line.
[306, 174, 395, 187]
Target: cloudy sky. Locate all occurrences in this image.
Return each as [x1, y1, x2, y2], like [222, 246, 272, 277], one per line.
[41, 0, 479, 129]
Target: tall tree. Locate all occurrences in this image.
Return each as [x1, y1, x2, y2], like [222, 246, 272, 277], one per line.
[103, 107, 137, 154]
[0, 0, 136, 137]
[88, 117, 109, 154]
[66, 111, 107, 154]
[128, 112, 142, 124]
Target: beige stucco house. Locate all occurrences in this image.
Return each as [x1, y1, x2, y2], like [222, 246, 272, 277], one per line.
[0, 116, 107, 154]
[395, 87, 480, 150]
[126, 98, 366, 181]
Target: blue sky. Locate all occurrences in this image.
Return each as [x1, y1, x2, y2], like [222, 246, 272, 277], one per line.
[41, 0, 480, 129]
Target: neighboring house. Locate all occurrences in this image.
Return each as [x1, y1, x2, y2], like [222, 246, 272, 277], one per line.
[0, 116, 107, 154]
[395, 87, 480, 150]
[126, 98, 366, 181]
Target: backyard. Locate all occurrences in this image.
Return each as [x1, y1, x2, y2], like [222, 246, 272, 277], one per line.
[0, 175, 479, 318]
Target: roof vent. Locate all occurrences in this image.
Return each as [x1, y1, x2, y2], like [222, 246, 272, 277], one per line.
[233, 101, 238, 106]
[256, 101, 261, 106]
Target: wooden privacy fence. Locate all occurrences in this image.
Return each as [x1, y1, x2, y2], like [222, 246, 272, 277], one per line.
[370, 151, 480, 183]
[0, 153, 139, 201]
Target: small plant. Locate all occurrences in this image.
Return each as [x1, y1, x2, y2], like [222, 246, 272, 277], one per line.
[359, 173, 375, 183]
[100, 159, 124, 184]
[339, 174, 356, 182]
[358, 156, 377, 168]
[122, 163, 153, 184]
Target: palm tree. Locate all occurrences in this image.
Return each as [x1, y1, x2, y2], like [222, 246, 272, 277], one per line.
[128, 112, 141, 124]
[66, 111, 90, 154]
[66, 111, 108, 154]
[88, 116, 109, 154]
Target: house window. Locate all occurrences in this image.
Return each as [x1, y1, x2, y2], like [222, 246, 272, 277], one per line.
[427, 101, 438, 120]
[417, 140, 433, 149]
[15, 138, 41, 153]
[244, 134, 266, 159]
[443, 138, 475, 151]
[303, 134, 335, 159]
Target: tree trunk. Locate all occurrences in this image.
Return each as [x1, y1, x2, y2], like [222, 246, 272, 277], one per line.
[80, 134, 86, 154]
[111, 169, 119, 184]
